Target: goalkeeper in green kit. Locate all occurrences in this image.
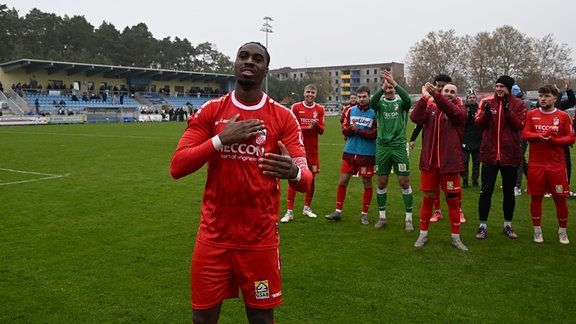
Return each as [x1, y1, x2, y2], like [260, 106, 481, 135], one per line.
[369, 70, 414, 232]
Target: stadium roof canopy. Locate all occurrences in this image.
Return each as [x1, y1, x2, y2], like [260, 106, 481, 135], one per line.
[0, 58, 234, 83]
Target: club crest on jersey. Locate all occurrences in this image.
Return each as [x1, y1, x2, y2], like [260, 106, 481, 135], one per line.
[398, 163, 407, 172]
[394, 104, 399, 111]
[255, 280, 270, 299]
[447, 181, 454, 190]
[556, 185, 563, 194]
[554, 117, 559, 126]
[313, 111, 318, 118]
[255, 129, 267, 145]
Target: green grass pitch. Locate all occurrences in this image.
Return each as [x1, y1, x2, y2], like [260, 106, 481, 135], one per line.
[1, 118, 575, 323]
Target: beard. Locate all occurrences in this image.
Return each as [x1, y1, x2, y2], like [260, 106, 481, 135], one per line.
[237, 78, 260, 89]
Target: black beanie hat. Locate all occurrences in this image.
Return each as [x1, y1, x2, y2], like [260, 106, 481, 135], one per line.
[496, 75, 515, 92]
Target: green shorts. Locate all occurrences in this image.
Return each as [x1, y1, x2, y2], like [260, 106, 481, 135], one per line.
[376, 146, 410, 176]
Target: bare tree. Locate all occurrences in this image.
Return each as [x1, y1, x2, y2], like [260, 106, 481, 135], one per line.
[530, 34, 575, 86]
[405, 29, 466, 92]
[465, 32, 495, 92]
[489, 25, 535, 81]
[406, 25, 575, 93]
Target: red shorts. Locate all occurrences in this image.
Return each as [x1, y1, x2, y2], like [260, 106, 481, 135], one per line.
[340, 159, 374, 177]
[191, 241, 282, 310]
[420, 168, 461, 193]
[307, 153, 320, 174]
[527, 166, 570, 197]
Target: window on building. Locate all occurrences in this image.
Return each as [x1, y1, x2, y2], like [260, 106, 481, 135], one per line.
[175, 85, 184, 96]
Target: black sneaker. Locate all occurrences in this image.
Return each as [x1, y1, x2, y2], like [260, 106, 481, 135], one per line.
[475, 227, 487, 239]
[503, 225, 518, 239]
[325, 211, 342, 221]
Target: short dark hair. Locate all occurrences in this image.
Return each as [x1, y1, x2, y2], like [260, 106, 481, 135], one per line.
[538, 84, 559, 97]
[434, 74, 452, 84]
[238, 41, 270, 67]
[356, 85, 371, 95]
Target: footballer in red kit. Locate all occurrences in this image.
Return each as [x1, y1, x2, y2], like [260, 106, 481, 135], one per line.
[521, 84, 575, 244]
[170, 42, 312, 324]
[282, 84, 325, 222]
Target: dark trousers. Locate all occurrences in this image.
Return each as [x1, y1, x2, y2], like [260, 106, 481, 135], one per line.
[462, 149, 480, 184]
[516, 140, 528, 187]
[478, 162, 518, 222]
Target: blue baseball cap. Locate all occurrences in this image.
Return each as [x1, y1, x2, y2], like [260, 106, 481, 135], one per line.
[511, 84, 521, 96]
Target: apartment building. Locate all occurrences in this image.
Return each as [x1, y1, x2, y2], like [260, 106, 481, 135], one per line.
[269, 62, 404, 104]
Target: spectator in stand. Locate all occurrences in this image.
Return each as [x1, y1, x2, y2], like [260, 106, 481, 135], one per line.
[170, 41, 312, 324]
[281, 84, 325, 223]
[325, 86, 377, 225]
[511, 84, 536, 196]
[475, 75, 526, 240]
[521, 84, 575, 244]
[410, 81, 468, 251]
[461, 90, 482, 188]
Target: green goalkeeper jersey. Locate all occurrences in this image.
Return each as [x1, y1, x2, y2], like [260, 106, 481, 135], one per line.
[369, 85, 411, 148]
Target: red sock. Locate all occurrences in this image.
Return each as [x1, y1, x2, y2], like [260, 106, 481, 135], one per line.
[336, 184, 347, 210]
[362, 187, 373, 213]
[286, 187, 296, 210]
[553, 196, 568, 228]
[530, 195, 543, 227]
[434, 189, 441, 210]
[446, 196, 461, 234]
[420, 195, 434, 231]
[305, 177, 315, 207]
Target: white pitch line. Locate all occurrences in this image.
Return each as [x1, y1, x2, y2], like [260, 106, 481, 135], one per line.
[0, 168, 70, 186]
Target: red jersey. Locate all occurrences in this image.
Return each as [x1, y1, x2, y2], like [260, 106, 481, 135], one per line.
[291, 102, 325, 154]
[170, 92, 310, 250]
[521, 107, 575, 168]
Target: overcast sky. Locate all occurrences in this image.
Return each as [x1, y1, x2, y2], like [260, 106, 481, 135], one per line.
[4, 0, 576, 70]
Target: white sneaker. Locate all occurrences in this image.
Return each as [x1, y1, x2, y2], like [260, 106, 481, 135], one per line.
[405, 221, 414, 232]
[414, 234, 428, 248]
[533, 232, 544, 243]
[360, 213, 369, 225]
[280, 210, 293, 223]
[302, 207, 317, 218]
[374, 218, 387, 229]
[451, 237, 469, 251]
[559, 232, 570, 244]
[514, 186, 522, 196]
[544, 193, 552, 198]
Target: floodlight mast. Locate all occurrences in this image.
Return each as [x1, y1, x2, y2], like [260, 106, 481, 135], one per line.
[260, 16, 273, 93]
